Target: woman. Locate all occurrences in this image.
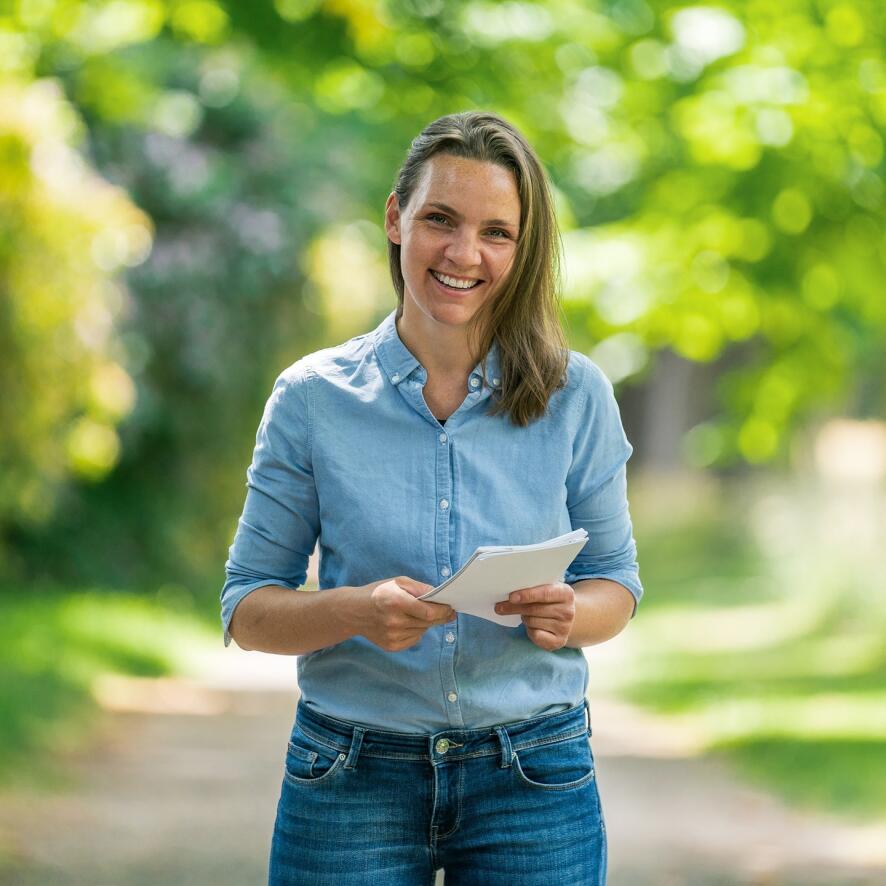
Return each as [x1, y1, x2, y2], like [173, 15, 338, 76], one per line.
[221, 111, 642, 885]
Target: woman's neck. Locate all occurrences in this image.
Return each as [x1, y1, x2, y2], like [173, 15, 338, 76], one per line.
[395, 313, 478, 384]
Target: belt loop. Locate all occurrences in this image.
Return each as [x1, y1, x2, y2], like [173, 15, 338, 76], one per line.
[584, 697, 592, 736]
[344, 726, 366, 770]
[494, 726, 513, 768]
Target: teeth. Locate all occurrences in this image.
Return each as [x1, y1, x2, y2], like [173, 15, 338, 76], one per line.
[431, 270, 480, 290]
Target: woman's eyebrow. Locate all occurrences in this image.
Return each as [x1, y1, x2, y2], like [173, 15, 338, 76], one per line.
[426, 201, 518, 229]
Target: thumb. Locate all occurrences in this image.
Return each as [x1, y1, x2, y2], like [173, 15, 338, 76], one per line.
[398, 577, 435, 598]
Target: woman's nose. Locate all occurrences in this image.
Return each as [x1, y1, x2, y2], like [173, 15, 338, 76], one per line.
[443, 229, 482, 269]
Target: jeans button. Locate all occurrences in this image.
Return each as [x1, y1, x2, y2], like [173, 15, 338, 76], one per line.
[435, 738, 451, 754]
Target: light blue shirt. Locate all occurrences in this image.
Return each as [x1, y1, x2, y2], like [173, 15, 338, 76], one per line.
[221, 309, 643, 732]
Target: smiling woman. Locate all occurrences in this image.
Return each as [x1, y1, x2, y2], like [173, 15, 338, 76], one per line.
[383, 112, 569, 428]
[385, 154, 518, 345]
[221, 111, 643, 885]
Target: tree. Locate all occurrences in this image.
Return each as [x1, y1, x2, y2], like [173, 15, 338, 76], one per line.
[1, 0, 884, 585]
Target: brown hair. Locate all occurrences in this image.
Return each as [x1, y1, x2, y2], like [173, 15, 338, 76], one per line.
[387, 111, 569, 426]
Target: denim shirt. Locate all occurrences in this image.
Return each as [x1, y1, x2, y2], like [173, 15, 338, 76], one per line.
[221, 309, 643, 732]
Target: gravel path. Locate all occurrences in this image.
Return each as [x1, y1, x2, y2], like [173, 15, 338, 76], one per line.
[1, 645, 884, 885]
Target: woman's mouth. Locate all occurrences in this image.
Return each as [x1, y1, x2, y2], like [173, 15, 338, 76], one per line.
[429, 269, 484, 294]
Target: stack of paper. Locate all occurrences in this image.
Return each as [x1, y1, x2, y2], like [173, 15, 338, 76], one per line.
[417, 529, 589, 628]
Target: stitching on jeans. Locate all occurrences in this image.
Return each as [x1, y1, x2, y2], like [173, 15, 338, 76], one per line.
[512, 727, 588, 751]
[437, 758, 464, 840]
[351, 729, 588, 762]
[511, 753, 597, 792]
[295, 707, 587, 760]
[296, 722, 350, 754]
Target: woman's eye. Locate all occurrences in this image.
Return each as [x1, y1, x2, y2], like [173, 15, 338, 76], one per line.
[426, 215, 509, 239]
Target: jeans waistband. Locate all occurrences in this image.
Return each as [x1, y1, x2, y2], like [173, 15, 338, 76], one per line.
[294, 698, 592, 769]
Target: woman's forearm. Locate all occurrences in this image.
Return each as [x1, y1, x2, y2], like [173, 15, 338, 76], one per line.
[564, 578, 636, 649]
[228, 584, 368, 655]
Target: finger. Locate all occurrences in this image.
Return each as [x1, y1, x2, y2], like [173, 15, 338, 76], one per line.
[526, 627, 563, 650]
[495, 600, 571, 616]
[507, 583, 572, 605]
[398, 592, 455, 624]
[396, 577, 436, 598]
[521, 614, 568, 632]
[392, 578, 455, 622]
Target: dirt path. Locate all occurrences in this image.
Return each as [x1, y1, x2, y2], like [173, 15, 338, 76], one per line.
[1, 644, 885, 886]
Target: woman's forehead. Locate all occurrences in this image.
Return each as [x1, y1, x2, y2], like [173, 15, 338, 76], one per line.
[413, 154, 520, 222]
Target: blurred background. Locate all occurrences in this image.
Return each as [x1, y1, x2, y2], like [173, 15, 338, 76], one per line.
[1, 0, 884, 883]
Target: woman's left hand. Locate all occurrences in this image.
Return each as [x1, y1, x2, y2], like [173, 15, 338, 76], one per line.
[494, 582, 576, 651]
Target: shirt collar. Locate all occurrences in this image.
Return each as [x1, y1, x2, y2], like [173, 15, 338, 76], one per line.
[373, 309, 502, 391]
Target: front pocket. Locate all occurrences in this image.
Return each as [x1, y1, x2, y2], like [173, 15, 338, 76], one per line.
[511, 733, 596, 792]
[283, 735, 347, 786]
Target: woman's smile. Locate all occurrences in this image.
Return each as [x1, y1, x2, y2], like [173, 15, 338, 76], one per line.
[429, 268, 485, 296]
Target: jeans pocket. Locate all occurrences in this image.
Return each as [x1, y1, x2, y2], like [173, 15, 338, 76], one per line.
[283, 727, 347, 787]
[511, 731, 596, 792]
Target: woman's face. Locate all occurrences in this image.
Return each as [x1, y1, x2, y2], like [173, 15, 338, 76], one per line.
[385, 153, 521, 336]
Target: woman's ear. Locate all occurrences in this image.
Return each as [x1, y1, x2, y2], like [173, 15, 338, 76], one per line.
[384, 192, 402, 245]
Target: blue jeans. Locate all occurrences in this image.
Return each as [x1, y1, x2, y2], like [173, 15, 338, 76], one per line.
[268, 698, 607, 885]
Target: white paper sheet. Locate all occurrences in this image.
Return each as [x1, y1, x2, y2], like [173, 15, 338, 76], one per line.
[417, 530, 589, 627]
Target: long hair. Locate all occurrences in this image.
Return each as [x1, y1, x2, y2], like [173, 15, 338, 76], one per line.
[387, 111, 569, 427]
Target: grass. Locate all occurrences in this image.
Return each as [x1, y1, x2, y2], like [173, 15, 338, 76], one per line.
[606, 472, 886, 823]
[0, 582, 217, 792]
[708, 737, 886, 820]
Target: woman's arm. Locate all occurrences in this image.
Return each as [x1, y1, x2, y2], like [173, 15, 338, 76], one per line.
[229, 584, 367, 654]
[229, 579, 455, 655]
[564, 578, 635, 648]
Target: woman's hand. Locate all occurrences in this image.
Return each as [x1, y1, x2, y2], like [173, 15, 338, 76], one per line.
[357, 576, 456, 652]
[494, 582, 576, 651]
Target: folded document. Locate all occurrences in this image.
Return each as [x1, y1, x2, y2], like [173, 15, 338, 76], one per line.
[417, 529, 589, 628]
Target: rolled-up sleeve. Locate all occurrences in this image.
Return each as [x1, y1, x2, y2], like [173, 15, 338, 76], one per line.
[220, 362, 320, 646]
[563, 358, 643, 617]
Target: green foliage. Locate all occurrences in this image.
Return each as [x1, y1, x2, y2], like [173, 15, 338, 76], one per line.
[0, 584, 215, 788]
[0, 1, 885, 584]
[0, 78, 149, 529]
[709, 737, 886, 820]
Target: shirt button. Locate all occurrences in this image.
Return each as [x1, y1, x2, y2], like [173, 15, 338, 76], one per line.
[391, 373, 400, 383]
[439, 433, 447, 443]
[492, 377, 500, 386]
[441, 566, 451, 577]
[469, 376, 480, 388]
[445, 632, 455, 643]
[448, 692, 458, 702]
[435, 738, 450, 754]
[440, 498, 449, 510]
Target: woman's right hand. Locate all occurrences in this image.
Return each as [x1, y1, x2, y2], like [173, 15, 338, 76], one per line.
[357, 576, 456, 652]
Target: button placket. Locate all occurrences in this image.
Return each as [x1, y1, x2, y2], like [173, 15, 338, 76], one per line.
[433, 407, 462, 727]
